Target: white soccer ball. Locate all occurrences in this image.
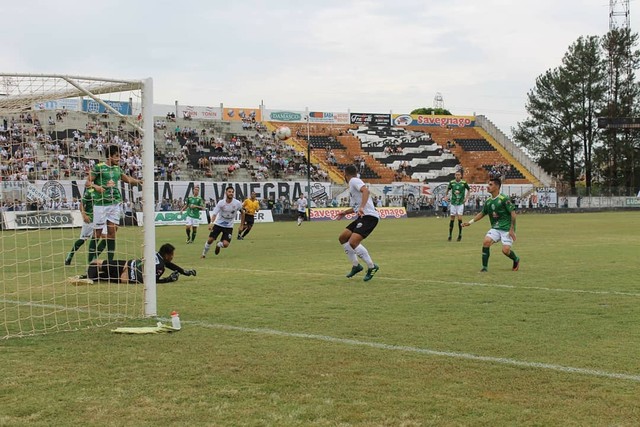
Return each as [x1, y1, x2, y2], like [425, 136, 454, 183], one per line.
[275, 126, 292, 140]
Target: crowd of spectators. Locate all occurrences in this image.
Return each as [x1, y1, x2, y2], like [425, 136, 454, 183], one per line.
[488, 162, 512, 179]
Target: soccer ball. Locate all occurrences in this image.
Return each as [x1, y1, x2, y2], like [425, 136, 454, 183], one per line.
[275, 126, 292, 140]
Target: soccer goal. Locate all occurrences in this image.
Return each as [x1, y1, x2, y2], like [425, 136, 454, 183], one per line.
[0, 73, 156, 339]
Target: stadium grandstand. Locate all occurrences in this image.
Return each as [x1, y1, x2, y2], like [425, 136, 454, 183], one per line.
[1, 103, 556, 214]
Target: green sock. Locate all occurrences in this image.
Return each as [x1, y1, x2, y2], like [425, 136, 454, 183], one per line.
[96, 239, 107, 257]
[67, 239, 85, 260]
[88, 239, 97, 263]
[191, 230, 197, 241]
[448, 220, 454, 236]
[458, 220, 462, 236]
[106, 239, 116, 261]
[186, 229, 191, 240]
[482, 247, 490, 269]
[507, 250, 518, 261]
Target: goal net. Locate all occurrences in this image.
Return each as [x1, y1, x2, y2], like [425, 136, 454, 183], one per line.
[0, 74, 156, 339]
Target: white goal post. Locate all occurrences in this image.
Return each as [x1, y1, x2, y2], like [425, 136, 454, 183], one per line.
[0, 73, 156, 339]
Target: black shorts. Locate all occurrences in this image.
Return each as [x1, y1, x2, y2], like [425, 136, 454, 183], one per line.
[297, 211, 307, 220]
[209, 224, 233, 242]
[346, 215, 379, 239]
[243, 214, 255, 227]
[88, 260, 128, 282]
[128, 259, 144, 284]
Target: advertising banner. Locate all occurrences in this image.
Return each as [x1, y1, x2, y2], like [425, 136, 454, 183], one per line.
[391, 114, 475, 127]
[350, 113, 392, 126]
[178, 105, 221, 120]
[82, 99, 132, 115]
[33, 98, 81, 111]
[2, 210, 83, 230]
[309, 207, 407, 221]
[20, 180, 330, 208]
[264, 110, 305, 122]
[141, 209, 274, 226]
[222, 107, 261, 121]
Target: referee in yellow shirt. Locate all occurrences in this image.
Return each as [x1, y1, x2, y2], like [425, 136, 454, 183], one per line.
[238, 192, 261, 240]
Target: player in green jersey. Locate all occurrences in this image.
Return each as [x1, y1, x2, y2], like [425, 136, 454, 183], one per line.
[445, 171, 471, 241]
[180, 186, 205, 243]
[64, 187, 105, 265]
[462, 177, 520, 272]
[87, 145, 143, 261]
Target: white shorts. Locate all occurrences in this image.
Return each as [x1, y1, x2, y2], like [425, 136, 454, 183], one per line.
[485, 228, 514, 246]
[79, 222, 94, 239]
[93, 205, 122, 234]
[449, 204, 464, 216]
[185, 216, 200, 227]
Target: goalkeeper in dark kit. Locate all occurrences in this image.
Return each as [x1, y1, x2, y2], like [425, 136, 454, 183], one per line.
[78, 243, 196, 284]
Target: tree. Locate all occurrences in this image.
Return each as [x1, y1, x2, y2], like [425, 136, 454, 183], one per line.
[562, 35, 607, 193]
[410, 107, 452, 115]
[514, 36, 608, 194]
[514, 66, 582, 193]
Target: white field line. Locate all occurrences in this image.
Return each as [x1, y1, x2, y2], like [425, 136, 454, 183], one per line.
[3, 297, 639, 383]
[186, 320, 640, 383]
[217, 267, 640, 297]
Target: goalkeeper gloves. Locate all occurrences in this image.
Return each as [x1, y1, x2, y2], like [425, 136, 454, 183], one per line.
[183, 269, 197, 277]
[167, 271, 180, 282]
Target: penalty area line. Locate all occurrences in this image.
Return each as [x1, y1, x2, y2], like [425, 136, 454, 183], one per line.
[185, 320, 640, 383]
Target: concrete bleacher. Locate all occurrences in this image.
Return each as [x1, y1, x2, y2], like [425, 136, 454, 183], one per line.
[350, 125, 460, 182]
[410, 126, 532, 185]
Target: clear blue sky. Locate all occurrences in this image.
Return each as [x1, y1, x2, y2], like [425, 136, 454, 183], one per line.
[1, 0, 621, 135]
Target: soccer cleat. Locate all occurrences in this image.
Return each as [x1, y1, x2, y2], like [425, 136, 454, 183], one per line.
[186, 240, 192, 244]
[214, 245, 221, 255]
[363, 264, 379, 282]
[512, 257, 520, 271]
[64, 258, 72, 266]
[480, 268, 488, 272]
[447, 236, 452, 241]
[186, 238, 191, 243]
[237, 236, 244, 240]
[346, 264, 364, 278]
[200, 255, 206, 259]
[457, 235, 462, 242]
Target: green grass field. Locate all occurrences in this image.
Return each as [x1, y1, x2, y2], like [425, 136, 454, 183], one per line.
[1, 211, 640, 426]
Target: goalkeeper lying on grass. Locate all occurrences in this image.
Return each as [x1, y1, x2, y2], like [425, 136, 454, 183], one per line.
[81, 243, 196, 284]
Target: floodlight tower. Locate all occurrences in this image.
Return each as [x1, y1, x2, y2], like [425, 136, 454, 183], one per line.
[608, 0, 631, 103]
[609, 0, 630, 30]
[603, 0, 634, 190]
[433, 92, 444, 110]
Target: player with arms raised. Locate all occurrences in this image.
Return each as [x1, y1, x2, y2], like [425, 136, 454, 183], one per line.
[462, 177, 520, 272]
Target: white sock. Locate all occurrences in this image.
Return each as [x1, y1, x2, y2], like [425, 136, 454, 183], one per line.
[203, 242, 211, 255]
[342, 242, 358, 265]
[217, 241, 224, 248]
[355, 244, 374, 268]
